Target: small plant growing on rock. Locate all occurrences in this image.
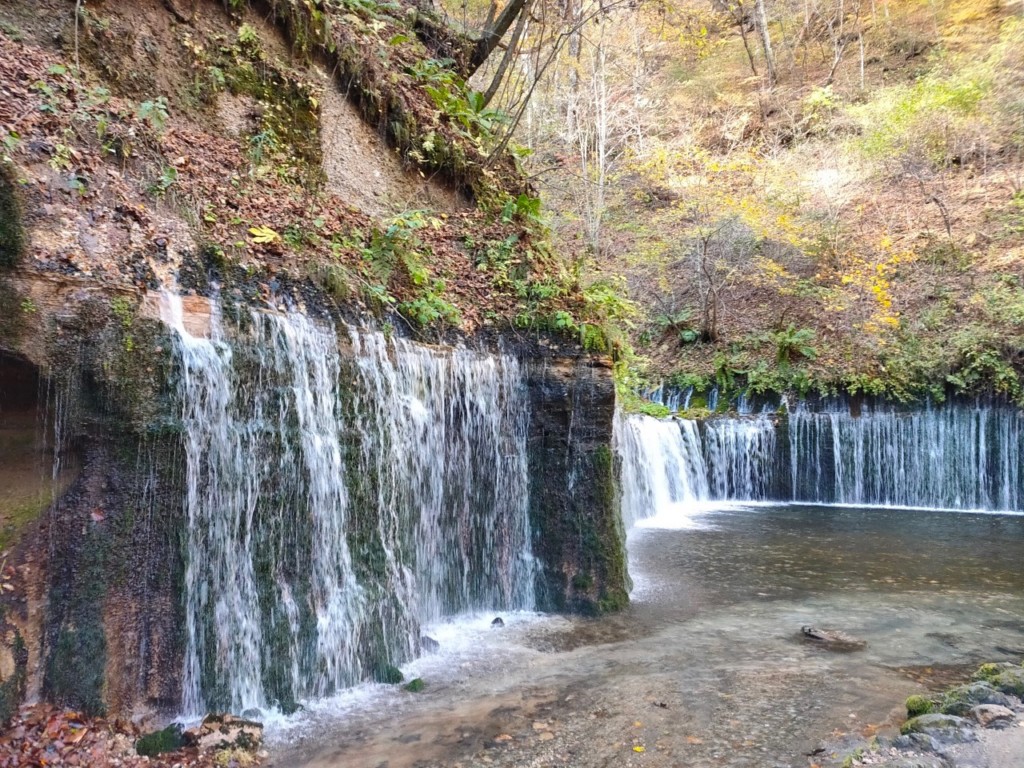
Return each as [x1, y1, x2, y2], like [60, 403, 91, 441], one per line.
[905, 694, 934, 717]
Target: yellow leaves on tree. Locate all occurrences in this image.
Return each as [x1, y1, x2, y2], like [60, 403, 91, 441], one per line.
[839, 237, 918, 342]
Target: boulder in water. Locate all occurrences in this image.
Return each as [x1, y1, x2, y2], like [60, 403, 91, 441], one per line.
[371, 662, 405, 684]
[404, 678, 426, 692]
[972, 662, 1016, 682]
[420, 635, 440, 653]
[989, 667, 1024, 698]
[800, 625, 867, 651]
[491, 617, 504, 627]
[938, 682, 1012, 716]
[899, 713, 978, 745]
[968, 704, 1015, 728]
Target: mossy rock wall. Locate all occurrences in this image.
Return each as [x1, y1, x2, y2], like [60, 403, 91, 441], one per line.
[525, 354, 629, 614]
[0, 283, 187, 721]
[39, 306, 185, 718]
[0, 165, 24, 270]
[1, 276, 631, 721]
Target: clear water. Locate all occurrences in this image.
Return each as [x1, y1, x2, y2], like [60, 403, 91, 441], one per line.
[263, 409, 1024, 766]
[266, 502, 1024, 767]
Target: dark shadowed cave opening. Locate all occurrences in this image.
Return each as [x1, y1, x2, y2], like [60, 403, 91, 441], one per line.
[0, 350, 66, 550]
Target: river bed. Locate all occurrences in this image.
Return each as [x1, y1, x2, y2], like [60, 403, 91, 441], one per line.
[267, 504, 1024, 768]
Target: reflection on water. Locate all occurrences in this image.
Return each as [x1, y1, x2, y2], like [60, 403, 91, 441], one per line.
[269, 505, 1024, 768]
[635, 504, 1024, 603]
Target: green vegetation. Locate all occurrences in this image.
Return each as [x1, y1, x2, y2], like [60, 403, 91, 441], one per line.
[136, 724, 186, 757]
[0, 494, 53, 553]
[0, 164, 24, 269]
[496, 0, 1024, 404]
[371, 662, 404, 684]
[905, 694, 935, 718]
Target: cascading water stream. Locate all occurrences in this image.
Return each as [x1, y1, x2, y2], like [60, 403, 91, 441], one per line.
[161, 295, 535, 716]
[615, 411, 777, 526]
[789, 401, 1024, 511]
[616, 413, 708, 528]
[703, 417, 776, 501]
[617, 400, 1024, 525]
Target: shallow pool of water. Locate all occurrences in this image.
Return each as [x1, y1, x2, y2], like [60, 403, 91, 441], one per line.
[267, 504, 1024, 768]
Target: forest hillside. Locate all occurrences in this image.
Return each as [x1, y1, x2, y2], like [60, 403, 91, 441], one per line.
[464, 0, 1024, 406]
[2, 0, 1022, 405]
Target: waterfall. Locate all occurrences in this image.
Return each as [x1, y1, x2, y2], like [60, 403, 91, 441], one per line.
[618, 397, 1023, 523]
[789, 401, 1024, 511]
[161, 296, 534, 715]
[616, 413, 708, 528]
[703, 417, 776, 500]
[616, 412, 778, 526]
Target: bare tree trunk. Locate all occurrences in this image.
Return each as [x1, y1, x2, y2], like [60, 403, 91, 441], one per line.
[912, 174, 953, 238]
[729, 1, 760, 78]
[858, 29, 864, 88]
[697, 234, 719, 341]
[74, 0, 82, 73]
[590, 29, 608, 254]
[482, 6, 529, 106]
[565, 0, 582, 138]
[468, 0, 531, 76]
[753, 0, 777, 86]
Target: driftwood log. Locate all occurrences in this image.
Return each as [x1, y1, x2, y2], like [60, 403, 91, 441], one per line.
[801, 625, 868, 651]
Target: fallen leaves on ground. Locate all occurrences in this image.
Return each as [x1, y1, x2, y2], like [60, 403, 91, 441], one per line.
[0, 704, 255, 768]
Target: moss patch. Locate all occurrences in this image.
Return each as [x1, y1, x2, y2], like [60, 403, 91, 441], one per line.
[905, 694, 934, 717]
[136, 723, 185, 757]
[0, 495, 53, 552]
[371, 662, 404, 684]
[44, 527, 109, 717]
[0, 164, 24, 269]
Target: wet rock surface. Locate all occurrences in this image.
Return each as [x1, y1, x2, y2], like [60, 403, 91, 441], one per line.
[801, 625, 869, 651]
[900, 714, 978, 744]
[937, 683, 1012, 716]
[967, 704, 1014, 728]
[184, 714, 264, 753]
[835, 662, 1024, 768]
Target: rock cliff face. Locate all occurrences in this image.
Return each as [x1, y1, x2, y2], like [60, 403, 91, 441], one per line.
[0, 275, 186, 720]
[525, 354, 629, 615]
[0, 0, 629, 722]
[0, 277, 627, 721]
